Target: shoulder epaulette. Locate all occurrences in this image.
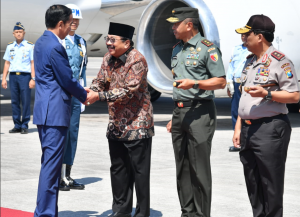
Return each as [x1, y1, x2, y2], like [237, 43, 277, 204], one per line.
[173, 41, 181, 49]
[246, 53, 255, 59]
[27, 41, 34, 45]
[201, 39, 213, 47]
[271, 51, 285, 61]
[8, 41, 13, 45]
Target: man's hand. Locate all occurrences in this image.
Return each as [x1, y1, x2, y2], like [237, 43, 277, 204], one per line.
[176, 79, 195, 90]
[232, 129, 241, 148]
[247, 86, 268, 98]
[166, 120, 172, 133]
[1, 80, 7, 89]
[29, 79, 35, 89]
[84, 87, 99, 105]
[227, 88, 232, 98]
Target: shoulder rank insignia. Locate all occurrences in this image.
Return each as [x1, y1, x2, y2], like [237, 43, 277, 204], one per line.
[201, 39, 213, 47]
[271, 51, 285, 61]
[173, 41, 181, 49]
[27, 41, 34, 45]
[246, 53, 255, 59]
[8, 41, 13, 45]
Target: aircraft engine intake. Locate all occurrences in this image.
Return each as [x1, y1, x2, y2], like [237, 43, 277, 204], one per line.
[136, 0, 220, 95]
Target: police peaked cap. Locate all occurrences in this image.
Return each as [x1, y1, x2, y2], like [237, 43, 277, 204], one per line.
[14, 22, 25, 31]
[166, 7, 199, 23]
[235, 14, 275, 34]
[108, 22, 135, 40]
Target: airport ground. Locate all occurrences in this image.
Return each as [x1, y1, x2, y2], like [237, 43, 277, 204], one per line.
[1, 58, 300, 217]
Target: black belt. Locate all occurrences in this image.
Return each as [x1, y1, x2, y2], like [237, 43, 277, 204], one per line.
[10, 72, 30, 75]
[174, 99, 211, 108]
[242, 114, 286, 125]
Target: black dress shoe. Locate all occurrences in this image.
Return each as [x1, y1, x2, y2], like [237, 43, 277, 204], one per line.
[21, 128, 28, 134]
[109, 212, 131, 217]
[9, 128, 21, 133]
[59, 180, 70, 191]
[66, 164, 85, 190]
[67, 177, 85, 190]
[229, 146, 241, 152]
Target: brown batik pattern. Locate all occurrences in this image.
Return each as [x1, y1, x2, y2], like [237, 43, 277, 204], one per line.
[90, 48, 154, 141]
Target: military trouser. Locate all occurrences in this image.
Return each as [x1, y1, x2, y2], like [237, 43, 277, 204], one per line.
[171, 100, 216, 217]
[240, 114, 291, 217]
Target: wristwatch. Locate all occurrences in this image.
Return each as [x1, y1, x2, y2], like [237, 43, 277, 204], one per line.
[31, 77, 35, 81]
[264, 90, 272, 100]
[193, 80, 199, 89]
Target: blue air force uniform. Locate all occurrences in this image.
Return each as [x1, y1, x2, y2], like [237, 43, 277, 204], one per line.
[3, 29, 34, 130]
[226, 44, 250, 129]
[63, 34, 87, 166]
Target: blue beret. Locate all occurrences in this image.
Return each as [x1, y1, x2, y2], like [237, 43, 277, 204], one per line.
[14, 22, 25, 31]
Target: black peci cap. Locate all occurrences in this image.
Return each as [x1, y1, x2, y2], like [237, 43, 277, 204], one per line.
[235, 14, 275, 34]
[166, 7, 199, 23]
[108, 22, 135, 39]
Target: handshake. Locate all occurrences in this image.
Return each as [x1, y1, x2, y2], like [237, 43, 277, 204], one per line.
[83, 87, 99, 106]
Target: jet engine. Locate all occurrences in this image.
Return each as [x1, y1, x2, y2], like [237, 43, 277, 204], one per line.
[136, 0, 220, 99]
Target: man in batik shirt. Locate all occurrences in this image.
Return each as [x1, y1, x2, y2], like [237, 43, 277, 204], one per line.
[86, 22, 154, 217]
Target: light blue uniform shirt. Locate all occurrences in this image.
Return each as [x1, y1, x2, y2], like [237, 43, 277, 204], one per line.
[226, 44, 250, 83]
[3, 39, 34, 73]
[65, 34, 87, 86]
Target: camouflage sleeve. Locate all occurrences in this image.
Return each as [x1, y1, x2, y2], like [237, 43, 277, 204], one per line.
[98, 58, 148, 103]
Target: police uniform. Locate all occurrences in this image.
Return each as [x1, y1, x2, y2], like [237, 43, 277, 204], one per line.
[167, 8, 226, 217]
[236, 15, 300, 217]
[60, 34, 87, 189]
[2, 22, 34, 133]
[227, 44, 250, 129]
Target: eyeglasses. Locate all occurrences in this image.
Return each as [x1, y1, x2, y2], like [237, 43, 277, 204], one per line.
[104, 36, 123, 44]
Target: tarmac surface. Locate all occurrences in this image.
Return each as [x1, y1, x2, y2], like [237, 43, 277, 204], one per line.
[1, 58, 300, 217]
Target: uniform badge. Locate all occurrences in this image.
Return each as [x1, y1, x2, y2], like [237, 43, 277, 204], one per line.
[190, 47, 194, 51]
[78, 44, 81, 47]
[11, 56, 13, 60]
[263, 77, 267, 81]
[229, 59, 232, 63]
[193, 61, 197, 65]
[208, 47, 216, 52]
[271, 51, 285, 61]
[191, 51, 197, 54]
[172, 69, 175, 76]
[201, 39, 213, 47]
[264, 58, 272, 67]
[262, 54, 268, 63]
[281, 63, 290, 68]
[285, 70, 293, 78]
[255, 77, 259, 80]
[66, 45, 70, 49]
[257, 67, 269, 76]
[210, 52, 218, 62]
[187, 54, 191, 59]
[236, 78, 241, 83]
[197, 47, 201, 52]
[186, 60, 190, 65]
[284, 67, 291, 71]
[80, 51, 83, 57]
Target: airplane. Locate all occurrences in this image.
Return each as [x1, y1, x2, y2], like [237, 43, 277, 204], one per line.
[1, 0, 299, 111]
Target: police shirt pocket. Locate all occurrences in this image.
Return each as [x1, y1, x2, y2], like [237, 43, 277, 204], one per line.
[61, 91, 71, 101]
[254, 67, 270, 84]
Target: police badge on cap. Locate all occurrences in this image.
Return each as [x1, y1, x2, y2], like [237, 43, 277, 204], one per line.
[108, 22, 135, 40]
